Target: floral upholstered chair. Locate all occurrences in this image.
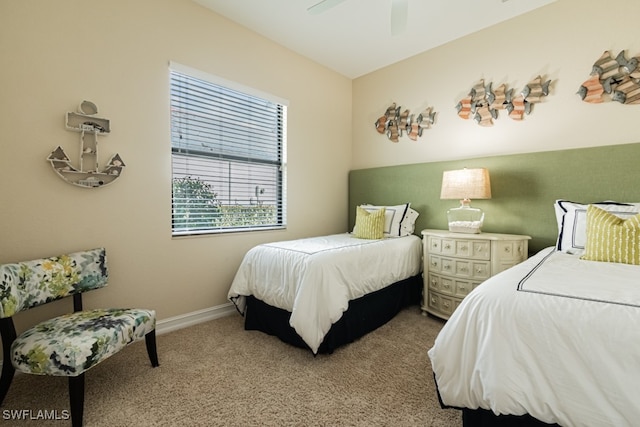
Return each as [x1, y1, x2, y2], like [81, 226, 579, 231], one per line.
[0, 248, 158, 427]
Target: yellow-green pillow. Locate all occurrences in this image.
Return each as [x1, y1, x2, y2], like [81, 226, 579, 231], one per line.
[354, 206, 385, 239]
[581, 204, 640, 265]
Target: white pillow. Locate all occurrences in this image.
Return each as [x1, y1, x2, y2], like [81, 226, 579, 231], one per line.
[353, 203, 410, 237]
[554, 200, 640, 254]
[400, 207, 419, 237]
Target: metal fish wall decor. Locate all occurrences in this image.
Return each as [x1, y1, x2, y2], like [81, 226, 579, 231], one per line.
[456, 77, 551, 126]
[374, 102, 437, 142]
[578, 50, 640, 104]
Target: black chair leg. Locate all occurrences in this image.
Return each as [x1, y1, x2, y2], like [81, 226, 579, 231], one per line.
[145, 330, 159, 367]
[0, 317, 17, 406]
[68, 373, 85, 427]
[0, 360, 15, 406]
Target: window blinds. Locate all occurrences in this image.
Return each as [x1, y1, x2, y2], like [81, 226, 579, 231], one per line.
[169, 64, 287, 235]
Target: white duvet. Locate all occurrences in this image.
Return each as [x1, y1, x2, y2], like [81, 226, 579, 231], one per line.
[228, 233, 422, 353]
[428, 247, 640, 427]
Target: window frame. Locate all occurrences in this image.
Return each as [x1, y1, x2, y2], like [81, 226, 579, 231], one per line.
[169, 62, 288, 237]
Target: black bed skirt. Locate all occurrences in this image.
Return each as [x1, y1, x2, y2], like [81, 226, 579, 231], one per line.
[244, 274, 422, 354]
[462, 408, 560, 427]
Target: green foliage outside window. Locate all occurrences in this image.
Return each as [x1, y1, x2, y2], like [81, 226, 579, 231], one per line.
[172, 177, 276, 231]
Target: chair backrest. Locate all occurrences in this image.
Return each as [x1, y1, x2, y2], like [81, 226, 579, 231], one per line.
[0, 248, 108, 318]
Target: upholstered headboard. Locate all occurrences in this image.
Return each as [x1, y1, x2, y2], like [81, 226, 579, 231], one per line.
[349, 142, 640, 254]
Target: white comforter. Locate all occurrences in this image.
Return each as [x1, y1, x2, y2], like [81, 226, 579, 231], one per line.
[428, 247, 640, 427]
[228, 233, 422, 353]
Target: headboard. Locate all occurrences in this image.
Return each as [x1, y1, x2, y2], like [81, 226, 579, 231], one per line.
[349, 142, 640, 254]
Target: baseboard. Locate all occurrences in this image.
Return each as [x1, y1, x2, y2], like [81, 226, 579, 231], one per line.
[155, 302, 237, 335]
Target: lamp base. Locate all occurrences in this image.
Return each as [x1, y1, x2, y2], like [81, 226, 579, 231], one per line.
[447, 201, 484, 234]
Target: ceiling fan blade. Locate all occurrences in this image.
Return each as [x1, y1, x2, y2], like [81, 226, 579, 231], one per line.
[390, 0, 408, 36]
[307, 0, 347, 15]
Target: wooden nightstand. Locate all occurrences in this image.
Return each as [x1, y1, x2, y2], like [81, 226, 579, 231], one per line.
[421, 229, 531, 320]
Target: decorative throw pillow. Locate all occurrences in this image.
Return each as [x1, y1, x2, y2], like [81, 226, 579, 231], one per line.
[352, 203, 410, 237]
[554, 200, 640, 255]
[581, 205, 640, 265]
[354, 206, 385, 240]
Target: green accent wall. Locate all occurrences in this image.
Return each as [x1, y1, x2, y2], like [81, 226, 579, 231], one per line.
[349, 142, 640, 254]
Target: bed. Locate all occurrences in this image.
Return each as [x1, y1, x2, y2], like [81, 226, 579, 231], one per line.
[428, 200, 640, 426]
[228, 203, 423, 354]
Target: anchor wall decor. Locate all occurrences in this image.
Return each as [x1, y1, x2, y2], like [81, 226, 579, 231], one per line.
[47, 101, 125, 188]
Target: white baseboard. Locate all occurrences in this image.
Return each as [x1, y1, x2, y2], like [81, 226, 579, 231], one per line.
[155, 302, 237, 335]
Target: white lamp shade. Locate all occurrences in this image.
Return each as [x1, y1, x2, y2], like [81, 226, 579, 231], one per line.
[440, 168, 491, 200]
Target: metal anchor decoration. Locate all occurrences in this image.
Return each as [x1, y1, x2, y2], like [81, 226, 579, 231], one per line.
[47, 101, 125, 188]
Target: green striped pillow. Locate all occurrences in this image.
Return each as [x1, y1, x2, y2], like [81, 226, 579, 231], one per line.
[354, 206, 386, 239]
[581, 204, 640, 265]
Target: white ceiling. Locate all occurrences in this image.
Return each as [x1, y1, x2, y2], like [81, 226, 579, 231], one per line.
[193, 0, 557, 79]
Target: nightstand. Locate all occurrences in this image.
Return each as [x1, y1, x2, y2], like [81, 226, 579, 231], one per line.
[421, 229, 531, 320]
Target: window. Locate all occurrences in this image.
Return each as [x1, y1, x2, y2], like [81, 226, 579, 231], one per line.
[169, 63, 287, 236]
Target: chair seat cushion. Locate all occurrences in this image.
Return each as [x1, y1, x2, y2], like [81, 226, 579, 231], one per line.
[11, 308, 156, 377]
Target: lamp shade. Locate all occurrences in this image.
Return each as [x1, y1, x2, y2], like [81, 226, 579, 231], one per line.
[440, 168, 491, 201]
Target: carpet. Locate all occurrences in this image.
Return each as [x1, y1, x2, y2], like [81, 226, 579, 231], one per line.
[1, 306, 461, 426]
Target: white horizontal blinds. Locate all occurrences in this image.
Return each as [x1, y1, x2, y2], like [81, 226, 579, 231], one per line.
[170, 65, 287, 235]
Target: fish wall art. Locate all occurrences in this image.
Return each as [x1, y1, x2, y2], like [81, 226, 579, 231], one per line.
[578, 50, 640, 104]
[456, 76, 551, 126]
[374, 102, 436, 142]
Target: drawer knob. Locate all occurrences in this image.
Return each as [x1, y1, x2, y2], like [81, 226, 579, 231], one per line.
[444, 243, 451, 249]
[459, 267, 468, 272]
[504, 246, 511, 253]
[444, 264, 451, 270]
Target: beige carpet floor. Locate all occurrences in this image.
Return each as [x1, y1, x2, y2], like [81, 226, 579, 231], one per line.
[1, 306, 461, 426]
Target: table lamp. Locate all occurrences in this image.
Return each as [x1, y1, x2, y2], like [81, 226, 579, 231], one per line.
[440, 168, 491, 233]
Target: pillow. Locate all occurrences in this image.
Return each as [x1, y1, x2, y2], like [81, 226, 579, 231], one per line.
[353, 206, 385, 240]
[400, 207, 419, 237]
[581, 205, 640, 265]
[554, 200, 640, 255]
[353, 203, 410, 238]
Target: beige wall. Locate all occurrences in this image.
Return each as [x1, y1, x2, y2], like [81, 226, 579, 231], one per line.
[3, 0, 640, 332]
[0, 0, 352, 328]
[353, 0, 640, 169]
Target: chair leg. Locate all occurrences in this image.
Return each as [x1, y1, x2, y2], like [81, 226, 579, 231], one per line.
[145, 330, 159, 367]
[0, 317, 17, 406]
[68, 374, 85, 427]
[0, 359, 15, 406]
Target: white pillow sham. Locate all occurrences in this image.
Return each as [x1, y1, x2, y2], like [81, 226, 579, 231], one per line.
[353, 203, 412, 237]
[400, 207, 420, 236]
[554, 199, 640, 254]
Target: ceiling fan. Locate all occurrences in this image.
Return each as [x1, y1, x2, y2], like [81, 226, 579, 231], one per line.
[307, 0, 409, 36]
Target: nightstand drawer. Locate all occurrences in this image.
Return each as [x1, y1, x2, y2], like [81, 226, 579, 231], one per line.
[427, 291, 455, 317]
[428, 273, 481, 298]
[495, 240, 527, 261]
[428, 255, 490, 280]
[454, 259, 490, 280]
[428, 237, 491, 260]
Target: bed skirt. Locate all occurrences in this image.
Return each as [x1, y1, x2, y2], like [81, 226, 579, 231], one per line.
[462, 409, 560, 426]
[244, 274, 422, 354]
